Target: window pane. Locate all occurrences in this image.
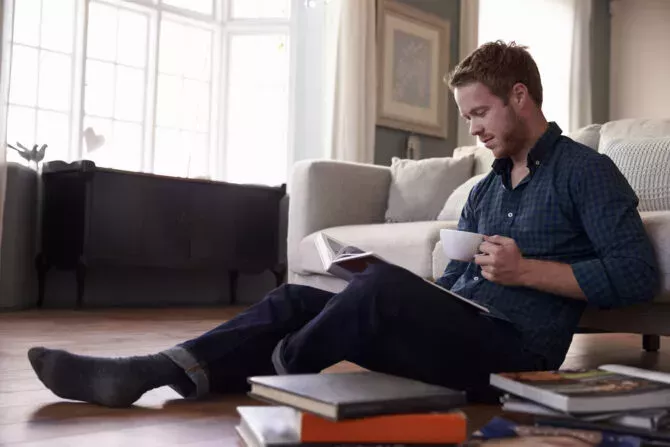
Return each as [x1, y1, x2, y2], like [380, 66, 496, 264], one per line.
[156, 74, 181, 128]
[182, 131, 209, 178]
[154, 129, 208, 178]
[38, 51, 72, 111]
[9, 45, 39, 106]
[183, 28, 212, 81]
[231, 0, 290, 19]
[159, 21, 211, 80]
[158, 20, 185, 76]
[117, 10, 148, 68]
[226, 34, 289, 185]
[163, 0, 213, 16]
[87, 2, 118, 62]
[110, 121, 143, 171]
[153, 127, 184, 177]
[83, 118, 142, 171]
[7, 105, 36, 150]
[85, 60, 115, 117]
[41, 0, 75, 53]
[115, 66, 144, 122]
[82, 117, 112, 155]
[12, 0, 41, 47]
[37, 110, 70, 162]
[181, 79, 209, 132]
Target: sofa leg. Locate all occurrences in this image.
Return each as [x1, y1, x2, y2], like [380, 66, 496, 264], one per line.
[643, 334, 660, 352]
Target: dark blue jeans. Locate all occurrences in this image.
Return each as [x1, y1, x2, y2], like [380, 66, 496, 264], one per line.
[163, 263, 546, 401]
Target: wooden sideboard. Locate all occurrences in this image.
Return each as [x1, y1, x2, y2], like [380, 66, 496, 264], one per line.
[37, 161, 287, 307]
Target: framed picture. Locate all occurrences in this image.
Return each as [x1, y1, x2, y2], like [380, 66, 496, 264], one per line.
[376, 0, 450, 139]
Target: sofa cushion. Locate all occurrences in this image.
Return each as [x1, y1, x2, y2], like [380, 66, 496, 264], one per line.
[601, 137, 670, 212]
[453, 145, 495, 176]
[296, 221, 459, 279]
[431, 211, 670, 302]
[566, 124, 601, 150]
[639, 211, 670, 303]
[599, 118, 670, 153]
[437, 173, 488, 221]
[384, 156, 474, 223]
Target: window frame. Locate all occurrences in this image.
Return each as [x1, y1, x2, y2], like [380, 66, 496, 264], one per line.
[5, 0, 295, 184]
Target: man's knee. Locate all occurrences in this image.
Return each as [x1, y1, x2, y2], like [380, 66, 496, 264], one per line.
[349, 263, 414, 301]
[360, 262, 412, 286]
[264, 283, 334, 313]
[266, 283, 310, 302]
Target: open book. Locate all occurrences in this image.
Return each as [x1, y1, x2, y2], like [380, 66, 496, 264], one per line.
[314, 232, 491, 314]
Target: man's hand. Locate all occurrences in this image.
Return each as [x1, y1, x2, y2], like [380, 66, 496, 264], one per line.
[474, 235, 528, 286]
[473, 235, 587, 300]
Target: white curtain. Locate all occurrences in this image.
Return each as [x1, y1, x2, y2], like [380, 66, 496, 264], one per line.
[329, 0, 376, 163]
[457, 0, 479, 147]
[478, 0, 593, 132]
[292, 0, 376, 169]
[569, 0, 593, 130]
[0, 0, 13, 263]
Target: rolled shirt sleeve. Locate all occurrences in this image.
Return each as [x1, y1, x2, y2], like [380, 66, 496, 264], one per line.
[570, 154, 659, 308]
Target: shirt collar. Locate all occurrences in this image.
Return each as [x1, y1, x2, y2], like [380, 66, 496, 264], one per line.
[491, 121, 563, 175]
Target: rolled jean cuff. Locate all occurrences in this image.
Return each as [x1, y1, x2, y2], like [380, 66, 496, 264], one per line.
[161, 345, 210, 398]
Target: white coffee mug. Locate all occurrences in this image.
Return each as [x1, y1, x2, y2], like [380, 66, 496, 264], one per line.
[440, 229, 485, 262]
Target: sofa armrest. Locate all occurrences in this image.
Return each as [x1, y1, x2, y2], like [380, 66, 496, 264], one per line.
[287, 159, 391, 270]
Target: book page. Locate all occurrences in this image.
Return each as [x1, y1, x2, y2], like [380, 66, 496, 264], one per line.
[335, 245, 366, 258]
[599, 364, 670, 385]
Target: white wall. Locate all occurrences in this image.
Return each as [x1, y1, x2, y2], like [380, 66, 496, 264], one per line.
[610, 0, 670, 120]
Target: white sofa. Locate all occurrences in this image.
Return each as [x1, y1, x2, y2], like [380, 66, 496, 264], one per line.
[287, 118, 670, 350]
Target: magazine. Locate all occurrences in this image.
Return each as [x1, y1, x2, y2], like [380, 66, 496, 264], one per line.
[490, 365, 670, 414]
[314, 232, 491, 314]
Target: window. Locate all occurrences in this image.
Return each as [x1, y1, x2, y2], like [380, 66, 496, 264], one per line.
[7, 0, 76, 164]
[4, 0, 293, 185]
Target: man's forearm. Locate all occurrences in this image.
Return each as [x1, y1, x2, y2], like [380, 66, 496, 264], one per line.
[519, 259, 587, 301]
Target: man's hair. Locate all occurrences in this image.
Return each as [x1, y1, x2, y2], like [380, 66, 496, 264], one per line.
[446, 40, 543, 107]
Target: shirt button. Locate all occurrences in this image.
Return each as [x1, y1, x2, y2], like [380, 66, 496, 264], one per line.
[535, 160, 540, 166]
[473, 276, 479, 281]
[507, 212, 513, 217]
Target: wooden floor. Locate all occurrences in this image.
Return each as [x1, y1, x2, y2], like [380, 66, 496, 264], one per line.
[1, 308, 669, 446]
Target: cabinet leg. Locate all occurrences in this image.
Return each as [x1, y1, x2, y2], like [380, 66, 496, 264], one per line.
[229, 270, 239, 305]
[643, 334, 660, 352]
[76, 259, 87, 308]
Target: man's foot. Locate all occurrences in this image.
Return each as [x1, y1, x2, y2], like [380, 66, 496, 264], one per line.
[28, 347, 188, 407]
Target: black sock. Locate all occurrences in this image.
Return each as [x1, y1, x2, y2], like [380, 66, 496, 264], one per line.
[28, 347, 192, 407]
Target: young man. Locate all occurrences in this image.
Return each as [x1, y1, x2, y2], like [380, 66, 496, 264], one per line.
[28, 41, 659, 408]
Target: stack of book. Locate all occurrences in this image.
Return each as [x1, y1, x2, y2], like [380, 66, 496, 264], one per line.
[483, 364, 670, 445]
[235, 371, 469, 446]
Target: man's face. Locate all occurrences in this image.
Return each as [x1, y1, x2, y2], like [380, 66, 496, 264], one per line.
[454, 82, 524, 159]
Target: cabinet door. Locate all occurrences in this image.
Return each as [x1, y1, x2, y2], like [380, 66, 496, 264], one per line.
[137, 175, 190, 268]
[86, 171, 190, 268]
[188, 181, 283, 272]
[188, 182, 237, 267]
[86, 171, 143, 263]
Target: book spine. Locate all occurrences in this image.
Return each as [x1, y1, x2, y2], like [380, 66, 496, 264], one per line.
[300, 412, 467, 444]
[337, 396, 466, 420]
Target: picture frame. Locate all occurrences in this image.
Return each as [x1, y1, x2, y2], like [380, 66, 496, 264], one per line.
[376, 0, 450, 139]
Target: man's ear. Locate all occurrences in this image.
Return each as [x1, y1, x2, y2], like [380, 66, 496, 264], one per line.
[510, 83, 528, 107]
